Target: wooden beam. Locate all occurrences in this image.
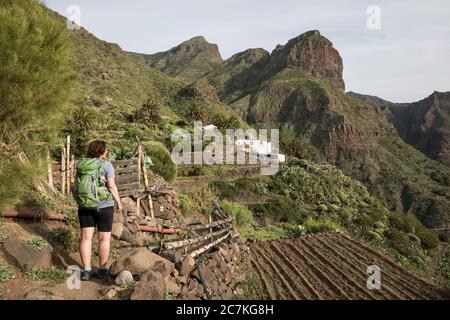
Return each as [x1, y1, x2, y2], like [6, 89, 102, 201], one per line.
[66, 135, 70, 195]
[188, 232, 230, 258]
[164, 228, 229, 250]
[61, 146, 66, 195]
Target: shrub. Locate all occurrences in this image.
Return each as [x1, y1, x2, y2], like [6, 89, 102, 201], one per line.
[178, 193, 192, 216]
[25, 239, 49, 251]
[50, 228, 79, 252]
[142, 141, 176, 183]
[0, 263, 14, 282]
[303, 217, 340, 234]
[220, 200, 253, 230]
[25, 267, 67, 284]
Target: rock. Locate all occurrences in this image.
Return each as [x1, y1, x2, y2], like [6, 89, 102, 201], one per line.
[114, 212, 125, 224]
[103, 288, 117, 299]
[110, 248, 174, 277]
[160, 250, 183, 265]
[115, 270, 134, 286]
[122, 197, 137, 214]
[126, 222, 139, 234]
[120, 228, 143, 246]
[165, 277, 181, 295]
[231, 243, 240, 257]
[3, 232, 53, 270]
[111, 223, 123, 239]
[131, 271, 165, 300]
[179, 275, 189, 285]
[178, 256, 196, 276]
[218, 247, 232, 263]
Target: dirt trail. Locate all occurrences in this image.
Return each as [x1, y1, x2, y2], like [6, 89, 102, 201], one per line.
[249, 232, 449, 300]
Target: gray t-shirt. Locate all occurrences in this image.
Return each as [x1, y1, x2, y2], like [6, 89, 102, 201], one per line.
[98, 160, 115, 209]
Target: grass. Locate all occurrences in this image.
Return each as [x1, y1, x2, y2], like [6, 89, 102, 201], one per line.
[0, 263, 15, 282]
[0, 232, 5, 245]
[49, 227, 79, 252]
[25, 239, 49, 251]
[25, 267, 67, 285]
[220, 200, 253, 230]
[234, 268, 265, 300]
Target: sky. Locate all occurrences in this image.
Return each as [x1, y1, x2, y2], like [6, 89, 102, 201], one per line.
[44, 0, 450, 103]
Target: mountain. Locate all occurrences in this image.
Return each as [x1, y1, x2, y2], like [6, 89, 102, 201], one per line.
[45, 9, 450, 229]
[348, 91, 450, 166]
[128, 36, 223, 80]
[195, 30, 450, 228]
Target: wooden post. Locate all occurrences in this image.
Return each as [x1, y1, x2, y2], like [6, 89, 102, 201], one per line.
[70, 154, 75, 184]
[209, 214, 213, 244]
[61, 146, 66, 195]
[46, 149, 54, 191]
[140, 145, 155, 219]
[66, 135, 71, 195]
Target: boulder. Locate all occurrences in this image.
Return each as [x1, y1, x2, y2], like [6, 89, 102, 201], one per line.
[131, 271, 165, 300]
[111, 223, 124, 239]
[178, 256, 196, 276]
[160, 250, 183, 265]
[115, 270, 134, 286]
[121, 197, 137, 214]
[120, 228, 143, 246]
[110, 248, 174, 277]
[165, 276, 181, 295]
[3, 233, 53, 270]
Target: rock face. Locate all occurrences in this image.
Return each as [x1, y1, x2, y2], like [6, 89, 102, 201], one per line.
[2, 231, 53, 270]
[269, 30, 345, 91]
[131, 36, 223, 80]
[348, 91, 450, 166]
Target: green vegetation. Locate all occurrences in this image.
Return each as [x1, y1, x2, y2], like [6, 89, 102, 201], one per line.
[25, 239, 49, 251]
[220, 200, 253, 229]
[0, 263, 15, 282]
[49, 228, 79, 252]
[0, 0, 74, 208]
[141, 141, 176, 183]
[25, 267, 67, 285]
[213, 160, 439, 270]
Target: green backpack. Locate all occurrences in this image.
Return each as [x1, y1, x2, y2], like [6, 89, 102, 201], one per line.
[73, 158, 113, 208]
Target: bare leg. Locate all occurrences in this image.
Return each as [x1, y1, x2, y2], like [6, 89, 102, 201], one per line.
[98, 232, 111, 267]
[80, 227, 94, 269]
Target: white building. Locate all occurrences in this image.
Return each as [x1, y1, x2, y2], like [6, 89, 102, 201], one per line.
[235, 139, 272, 155]
[201, 124, 218, 131]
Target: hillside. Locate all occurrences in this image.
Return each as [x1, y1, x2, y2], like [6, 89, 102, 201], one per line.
[191, 30, 450, 229]
[128, 36, 223, 80]
[348, 91, 450, 166]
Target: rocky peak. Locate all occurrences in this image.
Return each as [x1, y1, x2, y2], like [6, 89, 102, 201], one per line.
[170, 36, 223, 62]
[138, 35, 223, 79]
[269, 30, 345, 91]
[226, 48, 270, 66]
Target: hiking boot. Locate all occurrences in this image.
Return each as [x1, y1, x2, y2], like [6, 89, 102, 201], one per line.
[97, 267, 109, 280]
[81, 269, 97, 281]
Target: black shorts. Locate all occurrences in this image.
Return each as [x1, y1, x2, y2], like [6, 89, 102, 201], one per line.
[78, 206, 114, 232]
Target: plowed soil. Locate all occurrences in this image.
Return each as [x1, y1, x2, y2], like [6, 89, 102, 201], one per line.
[249, 232, 449, 300]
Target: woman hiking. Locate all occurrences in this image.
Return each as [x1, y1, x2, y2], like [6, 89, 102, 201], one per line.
[73, 140, 122, 281]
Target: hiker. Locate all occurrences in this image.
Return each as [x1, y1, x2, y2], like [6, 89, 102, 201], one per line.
[73, 140, 122, 281]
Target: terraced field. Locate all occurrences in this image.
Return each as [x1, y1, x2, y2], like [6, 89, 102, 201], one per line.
[249, 232, 449, 300]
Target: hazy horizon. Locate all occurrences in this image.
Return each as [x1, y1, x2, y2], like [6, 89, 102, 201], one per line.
[44, 0, 450, 103]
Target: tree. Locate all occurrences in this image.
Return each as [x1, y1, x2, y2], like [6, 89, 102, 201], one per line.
[0, 0, 74, 207]
[187, 101, 206, 121]
[134, 98, 162, 128]
[66, 105, 96, 156]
